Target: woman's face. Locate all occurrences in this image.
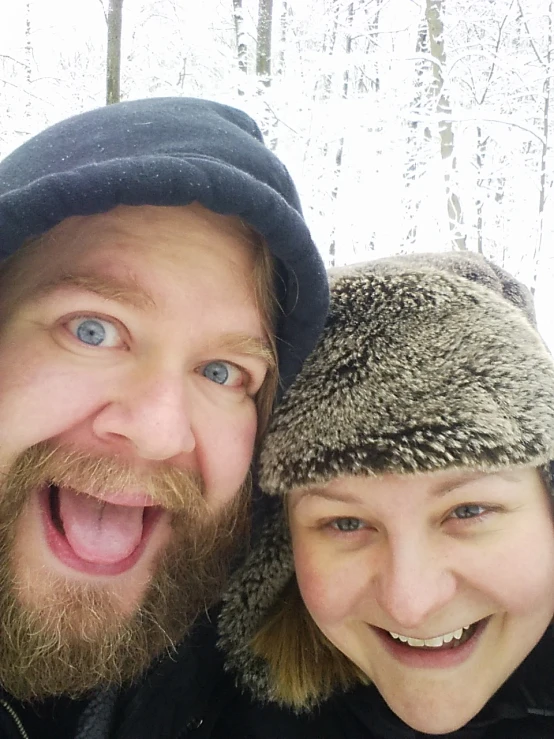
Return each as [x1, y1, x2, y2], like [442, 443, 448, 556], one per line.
[289, 467, 554, 734]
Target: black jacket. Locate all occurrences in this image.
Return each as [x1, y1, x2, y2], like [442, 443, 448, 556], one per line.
[2, 605, 550, 737]
[0, 615, 228, 739]
[206, 628, 554, 739]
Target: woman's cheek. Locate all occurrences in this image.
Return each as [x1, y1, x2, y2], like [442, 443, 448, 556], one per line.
[294, 544, 355, 625]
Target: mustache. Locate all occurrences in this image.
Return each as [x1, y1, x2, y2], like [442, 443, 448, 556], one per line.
[3, 442, 210, 514]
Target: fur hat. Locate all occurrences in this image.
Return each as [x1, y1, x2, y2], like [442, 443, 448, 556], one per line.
[218, 251, 554, 702]
[259, 251, 554, 493]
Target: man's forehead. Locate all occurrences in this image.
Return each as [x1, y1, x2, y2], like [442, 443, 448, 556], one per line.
[20, 203, 255, 258]
[45, 203, 255, 247]
[4, 203, 258, 287]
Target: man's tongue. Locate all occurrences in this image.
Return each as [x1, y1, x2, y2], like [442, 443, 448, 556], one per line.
[57, 486, 144, 564]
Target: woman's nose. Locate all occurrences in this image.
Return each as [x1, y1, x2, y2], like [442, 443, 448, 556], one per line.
[374, 537, 457, 630]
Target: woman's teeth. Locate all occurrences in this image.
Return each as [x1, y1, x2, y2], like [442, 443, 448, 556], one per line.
[389, 624, 474, 648]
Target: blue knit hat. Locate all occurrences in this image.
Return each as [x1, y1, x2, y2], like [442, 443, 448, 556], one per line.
[0, 97, 328, 389]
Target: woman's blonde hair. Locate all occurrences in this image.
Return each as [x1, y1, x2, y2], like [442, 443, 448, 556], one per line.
[250, 576, 368, 709]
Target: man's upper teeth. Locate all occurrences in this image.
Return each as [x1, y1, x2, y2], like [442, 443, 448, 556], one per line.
[389, 625, 471, 647]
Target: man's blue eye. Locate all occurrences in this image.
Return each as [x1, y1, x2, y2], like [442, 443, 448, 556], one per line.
[76, 319, 106, 346]
[203, 361, 230, 385]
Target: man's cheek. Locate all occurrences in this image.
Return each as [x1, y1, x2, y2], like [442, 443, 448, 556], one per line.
[0, 366, 107, 453]
[199, 408, 257, 510]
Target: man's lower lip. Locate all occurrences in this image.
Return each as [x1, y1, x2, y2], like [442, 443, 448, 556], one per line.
[38, 486, 163, 576]
[374, 619, 487, 669]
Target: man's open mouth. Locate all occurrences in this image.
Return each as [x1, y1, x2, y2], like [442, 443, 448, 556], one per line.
[41, 483, 163, 575]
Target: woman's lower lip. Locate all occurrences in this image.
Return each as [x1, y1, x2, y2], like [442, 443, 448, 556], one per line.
[38, 485, 163, 576]
[374, 619, 488, 669]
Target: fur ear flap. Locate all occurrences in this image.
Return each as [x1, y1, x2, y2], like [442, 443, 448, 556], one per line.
[217, 500, 295, 700]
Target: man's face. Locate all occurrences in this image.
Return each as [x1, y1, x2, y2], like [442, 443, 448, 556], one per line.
[0, 203, 270, 700]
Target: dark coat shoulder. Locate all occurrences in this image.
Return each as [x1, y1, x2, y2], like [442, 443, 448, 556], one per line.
[205, 632, 554, 739]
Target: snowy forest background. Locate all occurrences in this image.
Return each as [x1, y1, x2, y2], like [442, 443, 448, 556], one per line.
[2, 0, 554, 346]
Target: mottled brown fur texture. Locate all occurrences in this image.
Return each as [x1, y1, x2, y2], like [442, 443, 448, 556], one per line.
[260, 251, 554, 493]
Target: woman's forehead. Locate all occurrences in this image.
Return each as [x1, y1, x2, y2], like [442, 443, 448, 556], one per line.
[289, 467, 543, 506]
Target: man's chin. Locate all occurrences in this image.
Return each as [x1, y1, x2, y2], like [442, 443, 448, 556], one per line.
[0, 578, 152, 701]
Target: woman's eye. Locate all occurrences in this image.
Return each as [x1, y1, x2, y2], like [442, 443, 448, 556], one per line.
[201, 360, 244, 387]
[449, 504, 486, 520]
[67, 317, 121, 348]
[330, 517, 365, 532]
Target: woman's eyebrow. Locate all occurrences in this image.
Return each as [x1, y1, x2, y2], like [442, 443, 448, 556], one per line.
[432, 470, 520, 497]
[290, 487, 362, 508]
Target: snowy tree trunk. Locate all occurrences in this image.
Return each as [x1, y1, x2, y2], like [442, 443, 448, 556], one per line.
[472, 10, 509, 257]
[277, 0, 289, 77]
[532, 0, 553, 293]
[106, 0, 124, 105]
[257, 0, 273, 87]
[322, 0, 341, 98]
[233, 0, 248, 86]
[328, 1, 354, 265]
[24, 2, 32, 117]
[475, 127, 487, 255]
[426, 0, 466, 250]
[403, 15, 429, 246]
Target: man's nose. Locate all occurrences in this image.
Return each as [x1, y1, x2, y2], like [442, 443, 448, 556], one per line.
[374, 536, 457, 630]
[92, 369, 196, 461]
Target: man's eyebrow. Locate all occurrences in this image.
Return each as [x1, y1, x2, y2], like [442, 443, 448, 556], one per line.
[216, 333, 276, 370]
[34, 272, 157, 311]
[34, 274, 275, 366]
